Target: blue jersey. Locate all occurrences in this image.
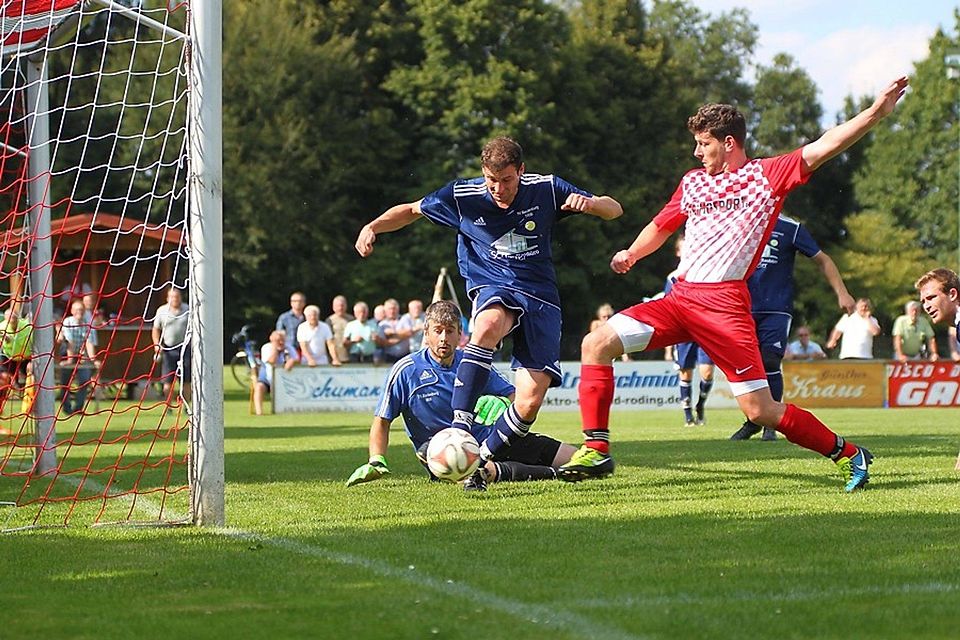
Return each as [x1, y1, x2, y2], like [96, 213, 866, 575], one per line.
[747, 216, 820, 314]
[375, 348, 515, 451]
[419, 174, 592, 306]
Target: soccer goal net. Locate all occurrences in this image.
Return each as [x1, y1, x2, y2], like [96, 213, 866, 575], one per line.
[0, 0, 223, 530]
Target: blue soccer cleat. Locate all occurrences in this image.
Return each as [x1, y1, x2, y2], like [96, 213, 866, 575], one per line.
[835, 446, 873, 492]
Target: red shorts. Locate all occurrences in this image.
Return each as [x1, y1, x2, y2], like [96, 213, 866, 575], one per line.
[612, 280, 767, 394]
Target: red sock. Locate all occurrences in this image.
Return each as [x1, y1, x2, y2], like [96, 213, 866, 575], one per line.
[777, 403, 856, 458]
[579, 364, 614, 453]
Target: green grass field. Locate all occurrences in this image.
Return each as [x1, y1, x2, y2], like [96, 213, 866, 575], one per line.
[2, 380, 959, 639]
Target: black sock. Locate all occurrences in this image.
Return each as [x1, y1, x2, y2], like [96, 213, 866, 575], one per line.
[492, 461, 558, 482]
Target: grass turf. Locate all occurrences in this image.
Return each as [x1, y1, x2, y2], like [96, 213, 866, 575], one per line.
[1, 380, 958, 639]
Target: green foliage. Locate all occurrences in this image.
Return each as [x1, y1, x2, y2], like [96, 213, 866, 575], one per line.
[833, 210, 937, 323]
[853, 20, 960, 267]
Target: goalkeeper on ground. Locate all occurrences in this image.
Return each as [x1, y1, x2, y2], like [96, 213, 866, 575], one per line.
[347, 300, 576, 492]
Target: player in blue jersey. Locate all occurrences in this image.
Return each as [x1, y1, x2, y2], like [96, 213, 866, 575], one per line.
[729, 215, 854, 441]
[663, 236, 715, 426]
[346, 300, 578, 491]
[355, 137, 622, 484]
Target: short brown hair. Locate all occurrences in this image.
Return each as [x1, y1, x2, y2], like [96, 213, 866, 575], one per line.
[480, 137, 523, 172]
[687, 103, 746, 147]
[425, 300, 462, 330]
[915, 268, 960, 294]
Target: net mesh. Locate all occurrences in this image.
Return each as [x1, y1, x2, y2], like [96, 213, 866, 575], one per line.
[0, 0, 192, 530]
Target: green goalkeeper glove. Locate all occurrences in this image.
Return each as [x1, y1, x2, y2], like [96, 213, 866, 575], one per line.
[346, 455, 390, 487]
[474, 395, 511, 426]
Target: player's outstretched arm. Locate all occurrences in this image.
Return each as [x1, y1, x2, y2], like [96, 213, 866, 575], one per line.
[561, 193, 623, 220]
[346, 417, 392, 487]
[355, 200, 424, 257]
[610, 221, 673, 274]
[811, 251, 855, 313]
[801, 76, 908, 173]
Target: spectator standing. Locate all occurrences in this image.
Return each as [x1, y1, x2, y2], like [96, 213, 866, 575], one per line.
[826, 298, 881, 359]
[151, 287, 191, 400]
[378, 298, 413, 364]
[253, 330, 298, 415]
[276, 292, 307, 354]
[402, 299, 426, 352]
[343, 301, 379, 364]
[784, 326, 827, 360]
[298, 305, 340, 366]
[892, 301, 937, 361]
[326, 295, 353, 365]
[58, 299, 99, 414]
[0, 309, 33, 412]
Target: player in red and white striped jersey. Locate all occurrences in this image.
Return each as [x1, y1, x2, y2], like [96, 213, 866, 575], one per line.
[560, 76, 909, 492]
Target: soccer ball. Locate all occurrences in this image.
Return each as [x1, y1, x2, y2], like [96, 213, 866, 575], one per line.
[426, 428, 481, 482]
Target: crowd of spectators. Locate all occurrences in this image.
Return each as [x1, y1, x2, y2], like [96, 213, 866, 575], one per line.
[267, 292, 430, 371]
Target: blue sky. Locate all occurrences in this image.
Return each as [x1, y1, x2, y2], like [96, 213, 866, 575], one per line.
[686, 0, 958, 122]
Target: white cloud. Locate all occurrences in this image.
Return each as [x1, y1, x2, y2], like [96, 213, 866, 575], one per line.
[782, 25, 933, 119]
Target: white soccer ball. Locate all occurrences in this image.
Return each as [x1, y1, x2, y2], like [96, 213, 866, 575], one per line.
[426, 428, 481, 482]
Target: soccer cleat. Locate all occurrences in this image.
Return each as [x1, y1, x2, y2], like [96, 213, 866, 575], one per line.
[729, 421, 762, 440]
[463, 468, 488, 492]
[684, 419, 697, 428]
[761, 428, 778, 441]
[695, 403, 706, 426]
[558, 445, 615, 482]
[835, 446, 873, 492]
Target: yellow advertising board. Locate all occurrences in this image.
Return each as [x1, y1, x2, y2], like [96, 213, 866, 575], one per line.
[781, 361, 886, 408]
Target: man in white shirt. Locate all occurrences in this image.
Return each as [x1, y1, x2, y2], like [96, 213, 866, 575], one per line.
[298, 305, 340, 366]
[826, 298, 881, 359]
[784, 326, 826, 361]
[152, 287, 190, 400]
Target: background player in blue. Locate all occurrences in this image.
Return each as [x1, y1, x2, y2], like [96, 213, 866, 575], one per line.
[346, 300, 578, 491]
[730, 215, 854, 441]
[663, 235, 714, 427]
[355, 137, 622, 479]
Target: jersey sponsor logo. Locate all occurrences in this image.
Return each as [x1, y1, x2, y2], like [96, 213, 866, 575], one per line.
[475, 216, 487, 226]
[490, 229, 540, 260]
[517, 205, 540, 216]
[695, 196, 743, 216]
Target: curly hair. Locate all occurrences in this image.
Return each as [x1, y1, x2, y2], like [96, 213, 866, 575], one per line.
[687, 103, 746, 146]
[480, 137, 523, 172]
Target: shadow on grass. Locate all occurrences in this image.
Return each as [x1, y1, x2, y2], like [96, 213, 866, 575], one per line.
[4, 511, 959, 640]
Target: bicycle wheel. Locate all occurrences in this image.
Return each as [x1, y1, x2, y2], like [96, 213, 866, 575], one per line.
[230, 353, 254, 390]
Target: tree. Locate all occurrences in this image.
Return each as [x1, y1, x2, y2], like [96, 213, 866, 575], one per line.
[853, 16, 960, 266]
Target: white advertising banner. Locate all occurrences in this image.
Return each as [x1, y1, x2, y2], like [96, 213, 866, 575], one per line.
[272, 360, 740, 413]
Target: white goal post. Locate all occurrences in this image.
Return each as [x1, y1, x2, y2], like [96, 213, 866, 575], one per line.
[1, 0, 224, 528]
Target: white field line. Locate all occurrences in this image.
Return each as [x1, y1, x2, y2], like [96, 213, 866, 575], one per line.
[218, 527, 647, 640]
[572, 581, 960, 609]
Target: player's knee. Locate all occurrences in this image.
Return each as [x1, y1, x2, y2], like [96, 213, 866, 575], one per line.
[760, 349, 782, 375]
[582, 327, 620, 360]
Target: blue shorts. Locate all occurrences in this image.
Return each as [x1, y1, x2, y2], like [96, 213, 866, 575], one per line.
[470, 286, 562, 386]
[675, 341, 713, 370]
[752, 312, 792, 358]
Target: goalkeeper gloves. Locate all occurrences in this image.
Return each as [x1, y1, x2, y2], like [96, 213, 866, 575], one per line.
[346, 454, 390, 487]
[474, 395, 511, 426]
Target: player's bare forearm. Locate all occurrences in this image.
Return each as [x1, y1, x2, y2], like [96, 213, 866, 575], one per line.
[564, 194, 623, 220]
[813, 251, 854, 312]
[355, 201, 423, 257]
[611, 221, 672, 274]
[802, 76, 908, 172]
[369, 417, 391, 457]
